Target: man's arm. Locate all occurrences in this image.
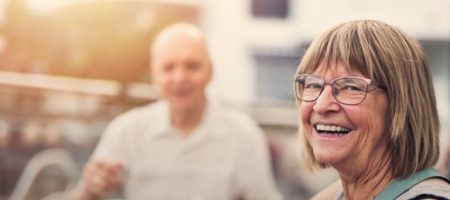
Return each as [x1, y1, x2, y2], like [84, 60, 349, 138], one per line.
[234, 120, 282, 200]
[71, 113, 132, 200]
[71, 160, 123, 200]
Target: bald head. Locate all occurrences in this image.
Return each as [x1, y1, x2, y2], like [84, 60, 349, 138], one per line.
[149, 23, 213, 114]
[151, 23, 210, 60]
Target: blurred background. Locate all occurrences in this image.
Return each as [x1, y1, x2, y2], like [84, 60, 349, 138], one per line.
[0, 0, 448, 199]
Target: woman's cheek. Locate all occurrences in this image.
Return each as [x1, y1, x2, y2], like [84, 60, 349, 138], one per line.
[299, 103, 313, 125]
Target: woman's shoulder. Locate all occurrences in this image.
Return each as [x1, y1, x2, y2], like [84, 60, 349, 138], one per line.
[397, 178, 450, 199]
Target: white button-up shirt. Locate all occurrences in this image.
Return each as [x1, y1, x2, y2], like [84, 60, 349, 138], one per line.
[92, 100, 281, 200]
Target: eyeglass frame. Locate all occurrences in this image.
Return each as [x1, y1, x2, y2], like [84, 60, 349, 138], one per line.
[294, 74, 385, 105]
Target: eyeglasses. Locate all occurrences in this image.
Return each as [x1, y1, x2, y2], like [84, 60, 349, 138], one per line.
[294, 74, 383, 105]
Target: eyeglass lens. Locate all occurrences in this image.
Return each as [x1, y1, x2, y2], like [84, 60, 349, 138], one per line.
[296, 75, 370, 105]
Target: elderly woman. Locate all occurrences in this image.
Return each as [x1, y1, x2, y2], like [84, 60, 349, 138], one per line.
[294, 20, 450, 199]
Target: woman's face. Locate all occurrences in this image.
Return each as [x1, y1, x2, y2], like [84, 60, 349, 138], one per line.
[299, 62, 389, 171]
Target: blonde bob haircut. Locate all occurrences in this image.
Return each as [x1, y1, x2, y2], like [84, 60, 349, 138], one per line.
[295, 20, 440, 178]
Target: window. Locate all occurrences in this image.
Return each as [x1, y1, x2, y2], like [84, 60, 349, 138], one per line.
[251, 0, 289, 18]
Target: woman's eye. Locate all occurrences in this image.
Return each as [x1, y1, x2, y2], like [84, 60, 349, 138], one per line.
[305, 83, 322, 89]
[341, 85, 363, 92]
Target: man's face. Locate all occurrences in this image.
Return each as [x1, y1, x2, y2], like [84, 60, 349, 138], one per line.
[151, 33, 212, 113]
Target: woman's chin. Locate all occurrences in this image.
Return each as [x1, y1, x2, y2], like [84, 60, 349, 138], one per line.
[314, 153, 342, 166]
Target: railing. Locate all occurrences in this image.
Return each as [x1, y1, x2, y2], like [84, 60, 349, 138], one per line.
[9, 148, 80, 200]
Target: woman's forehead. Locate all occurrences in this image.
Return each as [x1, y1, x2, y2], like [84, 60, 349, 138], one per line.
[306, 57, 373, 74]
[310, 63, 365, 78]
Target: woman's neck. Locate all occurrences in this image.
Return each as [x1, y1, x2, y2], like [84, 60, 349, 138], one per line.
[340, 169, 392, 199]
[338, 148, 393, 199]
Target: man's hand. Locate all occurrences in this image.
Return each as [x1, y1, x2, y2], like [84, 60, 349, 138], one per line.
[72, 159, 124, 200]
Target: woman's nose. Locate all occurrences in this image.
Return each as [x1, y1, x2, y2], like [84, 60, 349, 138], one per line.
[313, 85, 341, 113]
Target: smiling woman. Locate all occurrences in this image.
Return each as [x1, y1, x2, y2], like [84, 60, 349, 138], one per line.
[295, 20, 450, 200]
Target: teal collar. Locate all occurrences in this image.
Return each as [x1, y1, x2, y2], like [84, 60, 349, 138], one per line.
[375, 168, 447, 200]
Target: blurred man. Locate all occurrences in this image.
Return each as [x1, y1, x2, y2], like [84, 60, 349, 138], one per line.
[72, 23, 281, 200]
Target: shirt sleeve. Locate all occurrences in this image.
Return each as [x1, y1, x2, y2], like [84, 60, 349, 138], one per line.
[91, 113, 133, 164]
[233, 116, 283, 200]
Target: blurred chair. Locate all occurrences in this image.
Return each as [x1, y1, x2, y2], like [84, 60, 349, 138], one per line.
[9, 148, 79, 200]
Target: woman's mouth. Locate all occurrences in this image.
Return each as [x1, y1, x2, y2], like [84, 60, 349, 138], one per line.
[314, 124, 352, 136]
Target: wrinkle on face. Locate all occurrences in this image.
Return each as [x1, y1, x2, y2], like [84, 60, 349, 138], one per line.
[299, 62, 390, 179]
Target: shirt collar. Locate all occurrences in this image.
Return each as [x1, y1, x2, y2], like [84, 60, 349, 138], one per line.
[148, 99, 215, 140]
[147, 100, 172, 139]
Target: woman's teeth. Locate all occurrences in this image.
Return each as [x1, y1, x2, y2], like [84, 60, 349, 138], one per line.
[315, 124, 351, 135]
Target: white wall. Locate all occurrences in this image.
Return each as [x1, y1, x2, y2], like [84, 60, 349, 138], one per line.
[200, 0, 449, 105]
[201, 0, 255, 104]
[297, 0, 450, 40]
